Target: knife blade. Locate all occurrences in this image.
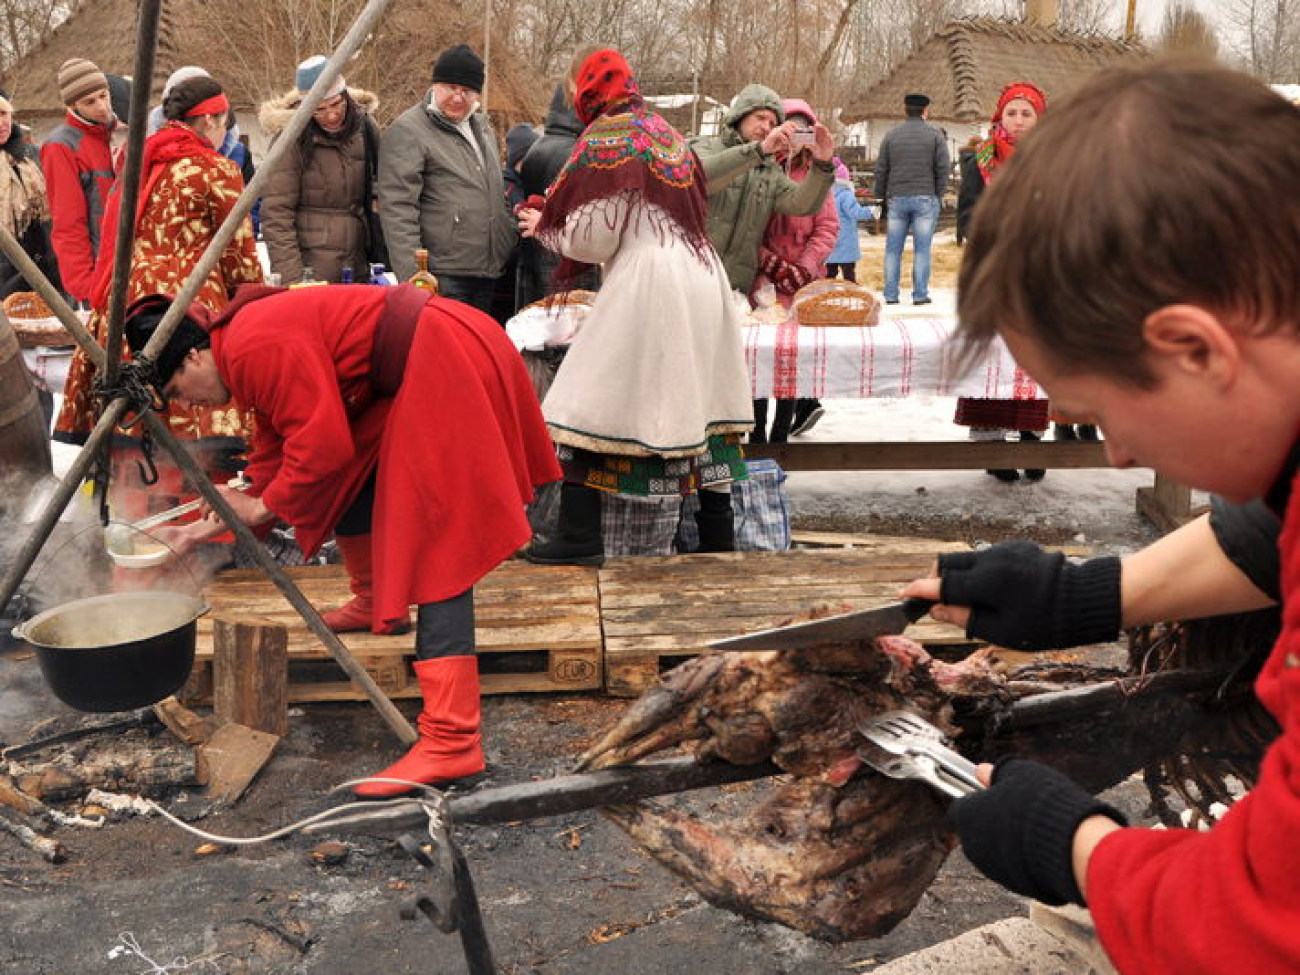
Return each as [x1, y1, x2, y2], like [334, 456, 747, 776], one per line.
[707, 597, 936, 652]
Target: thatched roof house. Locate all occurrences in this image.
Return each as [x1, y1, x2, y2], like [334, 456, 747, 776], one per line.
[840, 17, 1146, 162]
[1, 0, 541, 145]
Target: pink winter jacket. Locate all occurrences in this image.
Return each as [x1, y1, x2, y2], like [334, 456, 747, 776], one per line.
[752, 98, 839, 309]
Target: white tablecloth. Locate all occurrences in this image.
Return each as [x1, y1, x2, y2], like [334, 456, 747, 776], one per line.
[743, 317, 1040, 400]
[21, 345, 74, 395]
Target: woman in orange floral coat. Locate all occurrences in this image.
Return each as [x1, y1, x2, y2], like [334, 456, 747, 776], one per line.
[54, 75, 262, 522]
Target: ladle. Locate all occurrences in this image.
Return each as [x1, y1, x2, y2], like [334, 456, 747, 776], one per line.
[104, 475, 249, 556]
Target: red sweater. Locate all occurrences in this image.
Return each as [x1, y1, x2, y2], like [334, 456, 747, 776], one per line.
[208, 286, 560, 628]
[1088, 468, 1300, 972]
[40, 111, 116, 302]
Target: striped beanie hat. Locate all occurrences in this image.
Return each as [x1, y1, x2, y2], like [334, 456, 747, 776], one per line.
[59, 58, 107, 106]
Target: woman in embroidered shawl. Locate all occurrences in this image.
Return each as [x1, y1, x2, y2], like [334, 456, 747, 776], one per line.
[518, 47, 753, 566]
[53, 75, 262, 524]
[0, 93, 61, 297]
[952, 81, 1068, 483]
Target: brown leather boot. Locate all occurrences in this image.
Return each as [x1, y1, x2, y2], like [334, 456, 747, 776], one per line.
[321, 534, 410, 634]
[353, 656, 485, 798]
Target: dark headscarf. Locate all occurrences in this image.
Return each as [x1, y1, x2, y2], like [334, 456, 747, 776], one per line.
[123, 294, 210, 385]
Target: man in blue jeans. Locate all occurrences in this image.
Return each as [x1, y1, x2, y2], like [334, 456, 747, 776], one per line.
[873, 93, 950, 305]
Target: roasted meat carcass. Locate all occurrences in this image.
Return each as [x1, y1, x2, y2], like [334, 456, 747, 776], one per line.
[579, 635, 1009, 942]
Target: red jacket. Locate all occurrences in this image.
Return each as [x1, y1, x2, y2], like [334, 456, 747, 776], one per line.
[40, 111, 116, 303]
[1088, 466, 1300, 972]
[208, 286, 560, 628]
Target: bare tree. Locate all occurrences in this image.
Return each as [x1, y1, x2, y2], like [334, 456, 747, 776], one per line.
[0, 0, 75, 75]
[1157, 2, 1220, 58]
[1224, 0, 1300, 79]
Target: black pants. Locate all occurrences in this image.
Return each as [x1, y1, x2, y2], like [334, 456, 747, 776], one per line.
[437, 274, 497, 317]
[827, 262, 857, 282]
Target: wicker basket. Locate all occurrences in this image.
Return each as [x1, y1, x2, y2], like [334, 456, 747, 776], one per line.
[3, 291, 54, 320]
[792, 281, 881, 328]
[522, 289, 596, 313]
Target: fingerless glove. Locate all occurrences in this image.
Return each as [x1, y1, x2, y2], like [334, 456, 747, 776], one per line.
[937, 540, 1121, 650]
[947, 757, 1127, 906]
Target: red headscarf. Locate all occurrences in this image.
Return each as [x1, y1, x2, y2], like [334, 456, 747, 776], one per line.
[572, 48, 637, 126]
[536, 48, 712, 291]
[975, 81, 1048, 184]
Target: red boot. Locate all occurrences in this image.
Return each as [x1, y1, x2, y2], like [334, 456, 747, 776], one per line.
[321, 534, 410, 635]
[353, 656, 486, 798]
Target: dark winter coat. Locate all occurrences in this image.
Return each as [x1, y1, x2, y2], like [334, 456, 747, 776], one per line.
[873, 116, 949, 200]
[520, 85, 585, 197]
[377, 94, 516, 281]
[258, 88, 381, 284]
[516, 86, 592, 306]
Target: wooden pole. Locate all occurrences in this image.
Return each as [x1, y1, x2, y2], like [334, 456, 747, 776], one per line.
[1126, 0, 1138, 36]
[213, 618, 288, 737]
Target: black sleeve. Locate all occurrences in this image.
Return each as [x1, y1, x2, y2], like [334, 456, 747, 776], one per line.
[956, 154, 983, 243]
[1209, 497, 1282, 601]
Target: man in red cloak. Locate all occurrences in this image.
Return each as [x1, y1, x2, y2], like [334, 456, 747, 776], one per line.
[125, 284, 561, 797]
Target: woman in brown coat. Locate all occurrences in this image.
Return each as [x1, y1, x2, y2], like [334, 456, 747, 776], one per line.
[258, 56, 382, 284]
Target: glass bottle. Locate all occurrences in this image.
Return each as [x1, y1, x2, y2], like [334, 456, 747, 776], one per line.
[369, 263, 390, 286]
[340, 266, 354, 285]
[290, 266, 326, 289]
[408, 248, 440, 294]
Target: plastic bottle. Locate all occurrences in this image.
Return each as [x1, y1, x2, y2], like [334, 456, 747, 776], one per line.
[290, 266, 327, 289]
[369, 263, 391, 286]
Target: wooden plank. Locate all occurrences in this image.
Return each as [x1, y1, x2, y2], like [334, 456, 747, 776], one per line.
[212, 618, 288, 737]
[748, 439, 1111, 471]
[198, 723, 279, 808]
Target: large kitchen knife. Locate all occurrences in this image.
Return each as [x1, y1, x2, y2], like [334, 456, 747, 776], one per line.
[707, 597, 936, 652]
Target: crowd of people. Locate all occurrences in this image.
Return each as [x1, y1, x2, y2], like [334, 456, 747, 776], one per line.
[10, 41, 1300, 972]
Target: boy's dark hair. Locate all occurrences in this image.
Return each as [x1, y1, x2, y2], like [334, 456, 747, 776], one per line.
[162, 75, 224, 122]
[956, 59, 1300, 388]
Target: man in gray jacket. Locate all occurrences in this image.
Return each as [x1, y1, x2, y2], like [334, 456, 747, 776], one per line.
[378, 44, 516, 314]
[873, 92, 949, 305]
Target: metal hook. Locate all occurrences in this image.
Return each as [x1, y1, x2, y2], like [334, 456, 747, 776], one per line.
[134, 429, 160, 486]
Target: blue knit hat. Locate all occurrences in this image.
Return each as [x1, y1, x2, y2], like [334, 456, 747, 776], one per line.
[296, 55, 345, 99]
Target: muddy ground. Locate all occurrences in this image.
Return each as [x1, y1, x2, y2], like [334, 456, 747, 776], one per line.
[0, 664, 1154, 975]
[1, 503, 1157, 975]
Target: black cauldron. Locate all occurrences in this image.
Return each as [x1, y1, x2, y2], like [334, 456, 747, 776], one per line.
[12, 591, 207, 712]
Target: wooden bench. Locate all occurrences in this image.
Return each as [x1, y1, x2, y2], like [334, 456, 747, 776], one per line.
[747, 440, 1199, 532]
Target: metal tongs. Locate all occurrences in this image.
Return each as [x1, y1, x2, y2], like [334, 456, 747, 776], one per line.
[856, 710, 984, 798]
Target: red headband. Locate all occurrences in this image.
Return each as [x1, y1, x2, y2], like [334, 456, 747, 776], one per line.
[993, 82, 1047, 123]
[184, 93, 230, 119]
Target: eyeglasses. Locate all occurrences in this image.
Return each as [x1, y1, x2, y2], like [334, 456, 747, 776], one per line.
[434, 84, 478, 102]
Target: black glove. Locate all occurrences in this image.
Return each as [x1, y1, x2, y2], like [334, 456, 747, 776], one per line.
[937, 540, 1121, 650]
[947, 757, 1127, 906]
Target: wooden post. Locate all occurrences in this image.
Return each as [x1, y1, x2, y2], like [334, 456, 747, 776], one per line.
[213, 617, 288, 737]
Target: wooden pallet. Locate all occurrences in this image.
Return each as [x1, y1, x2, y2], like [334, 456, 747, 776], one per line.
[181, 560, 602, 706]
[598, 540, 975, 698]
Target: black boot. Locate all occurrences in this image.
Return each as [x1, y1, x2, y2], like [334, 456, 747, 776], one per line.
[694, 489, 735, 553]
[769, 399, 797, 443]
[1021, 430, 1046, 481]
[523, 482, 605, 566]
[1053, 422, 1078, 441]
[750, 399, 769, 444]
[1077, 424, 1099, 441]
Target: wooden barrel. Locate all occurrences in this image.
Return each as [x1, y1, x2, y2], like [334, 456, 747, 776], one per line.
[0, 310, 52, 481]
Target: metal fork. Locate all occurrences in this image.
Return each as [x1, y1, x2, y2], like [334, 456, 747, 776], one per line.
[856, 710, 983, 798]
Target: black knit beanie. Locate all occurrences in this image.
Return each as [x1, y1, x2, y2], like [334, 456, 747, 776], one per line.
[431, 45, 484, 92]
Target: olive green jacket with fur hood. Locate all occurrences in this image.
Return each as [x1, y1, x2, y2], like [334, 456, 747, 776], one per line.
[377, 94, 517, 281]
[691, 83, 833, 293]
[258, 88, 381, 284]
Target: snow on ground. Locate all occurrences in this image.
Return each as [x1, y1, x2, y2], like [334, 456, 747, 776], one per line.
[776, 290, 1188, 553]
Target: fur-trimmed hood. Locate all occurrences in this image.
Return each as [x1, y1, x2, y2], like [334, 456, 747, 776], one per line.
[258, 87, 378, 138]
